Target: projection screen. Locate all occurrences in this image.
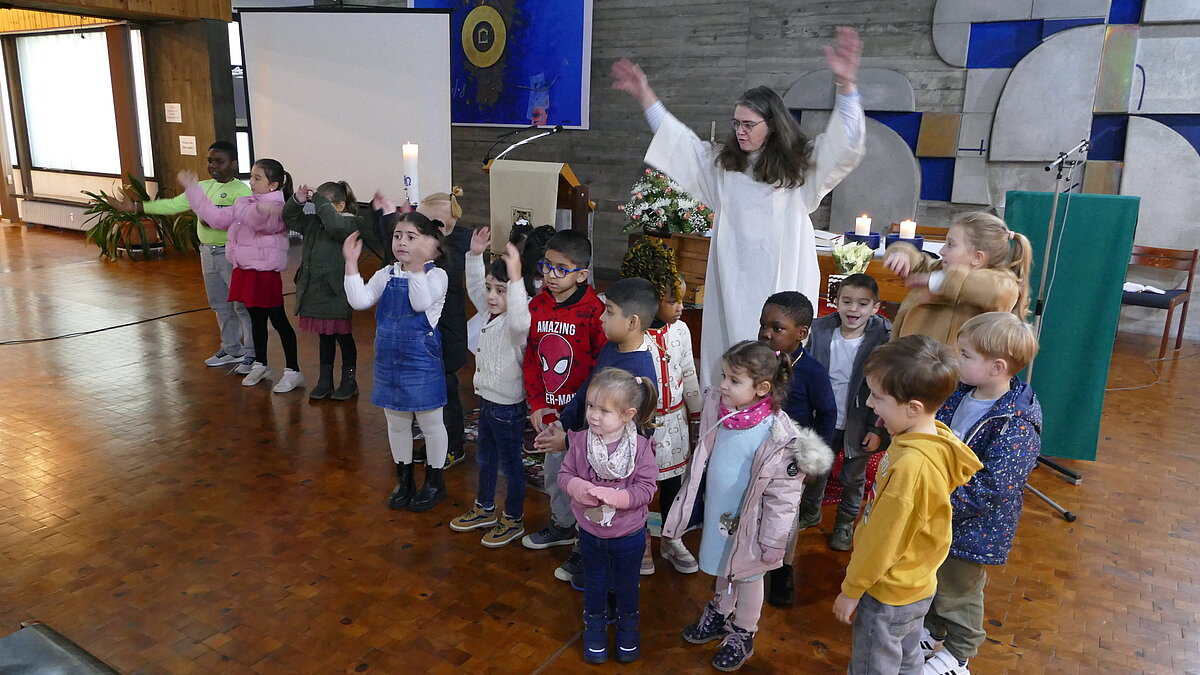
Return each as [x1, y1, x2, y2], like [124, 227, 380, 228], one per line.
[238, 9, 451, 202]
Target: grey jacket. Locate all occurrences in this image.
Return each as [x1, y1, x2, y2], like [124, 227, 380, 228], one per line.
[808, 313, 891, 459]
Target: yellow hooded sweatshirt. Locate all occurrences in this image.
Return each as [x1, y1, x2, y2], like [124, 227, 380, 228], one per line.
[841, 421, 983, 605]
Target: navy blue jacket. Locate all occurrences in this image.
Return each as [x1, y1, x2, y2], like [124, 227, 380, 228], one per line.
[559, 342, 658, 433]
[936, 378, 1042, 565]
[781, 345, 837, 446]
[808, 313, 892, 458]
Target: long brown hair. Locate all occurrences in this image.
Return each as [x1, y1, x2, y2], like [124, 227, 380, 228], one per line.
[716, 86, 811, 189]
[952, 212, 1033, 319]
[316, 180, 358, 214]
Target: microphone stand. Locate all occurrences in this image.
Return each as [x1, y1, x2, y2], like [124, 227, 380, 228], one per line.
[1022, 139, 1090, 522]
[482, 126, 536, 166]
[492, 125, 564, 162]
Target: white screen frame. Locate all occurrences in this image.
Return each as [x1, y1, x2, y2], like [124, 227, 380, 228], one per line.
[237, 8, 452, 202]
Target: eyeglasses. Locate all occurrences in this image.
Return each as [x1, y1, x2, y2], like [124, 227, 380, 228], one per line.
[537, 260, 586, 278]
[730, 119, 767, 132]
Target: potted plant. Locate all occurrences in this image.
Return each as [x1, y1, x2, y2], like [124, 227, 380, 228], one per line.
[82, 175, 199, 261]
[618, 168, 714, 237]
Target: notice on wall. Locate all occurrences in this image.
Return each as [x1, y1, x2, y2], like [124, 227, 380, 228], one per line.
[179, 136, 197, 156]
[164, 103, 182, 124]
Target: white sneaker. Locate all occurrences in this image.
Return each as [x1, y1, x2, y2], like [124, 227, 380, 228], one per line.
[660, 537, 699, 574]
[923, 650, 969, 675]
[272, 368, 305, 393]
[205, 349, 243, 367]
[919, 626, 944, 658]
[241, 362, 269, 387]
[235, 355, 255, 375]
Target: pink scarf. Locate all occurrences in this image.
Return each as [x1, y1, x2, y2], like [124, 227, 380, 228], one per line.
[717, 397, 773, 430]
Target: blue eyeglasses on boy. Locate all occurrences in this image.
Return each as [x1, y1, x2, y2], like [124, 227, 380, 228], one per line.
[536, 259, 586, 278]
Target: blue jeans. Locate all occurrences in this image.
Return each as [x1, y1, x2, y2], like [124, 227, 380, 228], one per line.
[579, 527, 644, 618]
[476, 399, 528, 519]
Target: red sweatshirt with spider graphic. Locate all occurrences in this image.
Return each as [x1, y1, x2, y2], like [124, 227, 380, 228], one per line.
[523, 284, 607, 420]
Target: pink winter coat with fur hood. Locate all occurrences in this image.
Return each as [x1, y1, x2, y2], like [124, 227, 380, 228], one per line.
[662, 389, 834, 581]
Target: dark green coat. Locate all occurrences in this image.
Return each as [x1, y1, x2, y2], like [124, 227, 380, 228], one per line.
[282, 194, 363, 321]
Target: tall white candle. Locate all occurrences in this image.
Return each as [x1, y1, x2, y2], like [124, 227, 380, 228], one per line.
[854, 214, 872, 236]
[899, 218, 917, 239]
[402, 142, 419, 205]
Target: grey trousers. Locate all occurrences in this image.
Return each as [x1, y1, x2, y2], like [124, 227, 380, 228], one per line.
[542, 449, 576, 528]
[200, 245, 253, 357]
[924, 555, 988, 660]
[849, 592, 934, 675]
[802, 430, 870, 521]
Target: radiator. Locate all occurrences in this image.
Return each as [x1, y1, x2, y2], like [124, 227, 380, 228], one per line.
[18, 200, 91, 231]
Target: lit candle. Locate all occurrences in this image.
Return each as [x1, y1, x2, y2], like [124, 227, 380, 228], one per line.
[899, 218, 917, 239]
[402, 142, 419, 205]
[854, 214, 872, 236]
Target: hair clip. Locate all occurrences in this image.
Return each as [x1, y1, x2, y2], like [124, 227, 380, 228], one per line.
[1007, 230, 1015, 241]
[635, 376, 642, 385]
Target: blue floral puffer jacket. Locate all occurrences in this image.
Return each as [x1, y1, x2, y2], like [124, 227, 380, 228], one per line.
[936, 377, 1042, 565]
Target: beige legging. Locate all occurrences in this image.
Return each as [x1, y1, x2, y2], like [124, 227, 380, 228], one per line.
[384, 408, 448, 468]
[714, 577, 765, 632]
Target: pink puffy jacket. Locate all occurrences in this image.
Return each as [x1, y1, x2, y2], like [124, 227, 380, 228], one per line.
[185, 186, 288, 272]
[662, 389, 834, 581]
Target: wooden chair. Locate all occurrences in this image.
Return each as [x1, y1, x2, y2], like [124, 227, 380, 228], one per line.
[888, 222, 949, 241]
[1121, 245, 1198, 358]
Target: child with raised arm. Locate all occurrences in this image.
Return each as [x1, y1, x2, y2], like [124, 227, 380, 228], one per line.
[921, 313, 1041, 675]
[449, 228, 532, 548]
[559, 368, 659, 664]
[620, 237, 702, 575]
[884, 212, 1033, 346]
[343, 212, 450, 513]
[834, 336, 982, 675]
[182, 159, 303, 392]
[283, 180, 363, 400]
[666, 341, 833, 672]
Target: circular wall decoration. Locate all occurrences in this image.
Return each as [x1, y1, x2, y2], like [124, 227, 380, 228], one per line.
[462, 5, 506, 69]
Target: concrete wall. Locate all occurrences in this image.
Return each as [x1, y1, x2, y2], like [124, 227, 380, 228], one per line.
[444, 0, 963, 273]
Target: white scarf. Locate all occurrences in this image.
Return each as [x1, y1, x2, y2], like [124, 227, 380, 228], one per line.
[586, 420, 639, 480]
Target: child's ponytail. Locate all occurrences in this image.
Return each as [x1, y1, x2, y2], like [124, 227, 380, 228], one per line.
[316, 180, 359, 214]
[589, 368, 660, 432]
[1008, 231, 1033, 319]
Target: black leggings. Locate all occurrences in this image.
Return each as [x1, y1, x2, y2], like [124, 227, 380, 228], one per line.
[248, 306, 299, 371]
[318, 332, 357, 369]
[658, 474, 683, 527]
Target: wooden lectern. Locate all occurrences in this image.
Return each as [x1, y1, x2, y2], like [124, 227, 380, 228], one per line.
[484, 159, 594, 253]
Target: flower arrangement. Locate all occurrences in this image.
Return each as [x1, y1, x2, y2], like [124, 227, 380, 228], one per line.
[832, 241, 873, 275]
[618, 168, 714, 235]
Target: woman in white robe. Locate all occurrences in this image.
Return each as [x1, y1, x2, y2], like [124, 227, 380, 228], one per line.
[611, 27, 866, 388]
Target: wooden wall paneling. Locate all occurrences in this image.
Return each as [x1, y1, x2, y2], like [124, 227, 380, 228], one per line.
[105, 24, 143, 182]
[141, 19, 235, 195]
[0, 9, 111, 33]
[2, 37, 33, 202]
[6, 0, 230, 23]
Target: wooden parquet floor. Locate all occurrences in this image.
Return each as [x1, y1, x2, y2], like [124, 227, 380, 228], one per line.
[2, 224, 1199, 674]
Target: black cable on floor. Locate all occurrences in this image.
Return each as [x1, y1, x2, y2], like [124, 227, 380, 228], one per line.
[0, 292, 296, 345]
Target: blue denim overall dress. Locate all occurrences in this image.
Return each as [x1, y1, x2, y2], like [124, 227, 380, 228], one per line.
[371, 264, 448, 411]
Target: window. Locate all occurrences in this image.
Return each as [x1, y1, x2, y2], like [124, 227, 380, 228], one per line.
[13, 28, 155, 178]
[18, 30, 121, 174]
[229, 19, 251, 174]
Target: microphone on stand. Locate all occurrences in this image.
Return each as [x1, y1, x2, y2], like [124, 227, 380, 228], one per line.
[1045, 139, 1091, 171]
[492, 125, 566, 162]
[483, 125, 539, 166]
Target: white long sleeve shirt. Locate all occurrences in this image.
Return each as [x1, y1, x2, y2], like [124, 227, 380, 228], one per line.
[344, 262, 448, 327]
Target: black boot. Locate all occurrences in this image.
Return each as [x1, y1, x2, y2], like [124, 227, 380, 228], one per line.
[408, 466, 446, 512]
[582, 611, 609, 664]
[309, 363, 335, 400]
[387, 462, 414, 510]
[614, 611, 640, 663]
[767, 564, 795, 607]
[330, 366, 358, 401]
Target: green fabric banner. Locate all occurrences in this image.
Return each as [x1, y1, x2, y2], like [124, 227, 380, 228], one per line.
[1005, 191, 1139, 461]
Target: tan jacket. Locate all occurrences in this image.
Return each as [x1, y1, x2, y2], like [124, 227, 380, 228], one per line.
[889, 243, 1020, 346]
